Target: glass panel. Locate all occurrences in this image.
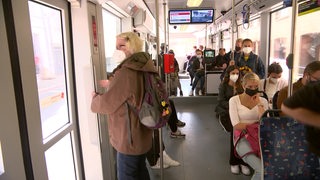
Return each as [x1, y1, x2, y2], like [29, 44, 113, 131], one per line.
[270, 7, 293, 81]
[295, 2, 320, 81]
[28, 1, 70, 140]
[0, 141, 4, 175]
[45, 134, 76, 180]
[238, 18, 261, 54]
[102, 10, 121, 73]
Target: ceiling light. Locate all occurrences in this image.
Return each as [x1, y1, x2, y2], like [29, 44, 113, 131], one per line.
[187, 0, 203, 7]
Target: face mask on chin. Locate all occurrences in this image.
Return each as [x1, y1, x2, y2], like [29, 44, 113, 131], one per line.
[242, 47, 252, 54]
[112, 50, 126, 63]
[245, 88, 259, 96]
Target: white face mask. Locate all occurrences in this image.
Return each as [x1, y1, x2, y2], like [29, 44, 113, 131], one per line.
[269, 77, 278, 84]
[242, 47, 252, 54]
[112, 50, 126, 63]
[229, 74, 239, 83]
[197, 55, 202, 59]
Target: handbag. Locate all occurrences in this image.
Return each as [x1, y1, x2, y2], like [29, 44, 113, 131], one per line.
[234, 122, 260, 158]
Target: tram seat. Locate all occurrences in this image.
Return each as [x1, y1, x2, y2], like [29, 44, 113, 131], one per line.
[259, 112, 320, 179]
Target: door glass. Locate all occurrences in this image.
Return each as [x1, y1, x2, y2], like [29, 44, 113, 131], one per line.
[45, 134, 76, 180]
[28, 1, 70, 140]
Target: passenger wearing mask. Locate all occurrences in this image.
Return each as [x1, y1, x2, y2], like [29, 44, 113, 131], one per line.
[189, 49, 205, 96]
[215, 65, 251, 175]
[277, 61, 320, 112]
[259, 62, 287, 106]
[91, 32, 153, 180]
[229, 72, 268, 180]
[236, 38, 265, 79]
[222, 38, 243, 81]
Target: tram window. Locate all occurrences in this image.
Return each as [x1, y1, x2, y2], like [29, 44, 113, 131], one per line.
[102, 10, 121, 73]
[270, 8, 292, 82]
[295, 4, 320, 80]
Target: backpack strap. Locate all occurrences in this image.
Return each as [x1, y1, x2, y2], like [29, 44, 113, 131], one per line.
[263, 79, 267, 92]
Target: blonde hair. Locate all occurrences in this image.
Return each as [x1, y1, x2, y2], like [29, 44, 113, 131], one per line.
[117, 32, 143, 53]
[242, 72, 260, 86]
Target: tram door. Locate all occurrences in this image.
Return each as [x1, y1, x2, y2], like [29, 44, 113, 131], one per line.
[1, 0, 83, 179]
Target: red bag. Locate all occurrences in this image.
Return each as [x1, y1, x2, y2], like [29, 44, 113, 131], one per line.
[234, 122, 260, 158]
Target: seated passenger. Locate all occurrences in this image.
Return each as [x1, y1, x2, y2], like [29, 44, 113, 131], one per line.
[212, 48, 228, 70]
[215, 65, 251, 175]
[276, 61, 320, 113]
[258, 62, 287, 106]
[189, 49, 205, 96]
[229, 72, 268, 179]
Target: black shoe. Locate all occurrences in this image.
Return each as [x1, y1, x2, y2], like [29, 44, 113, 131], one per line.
[180, 91, 183, 96]
[176, 120, 186, 127]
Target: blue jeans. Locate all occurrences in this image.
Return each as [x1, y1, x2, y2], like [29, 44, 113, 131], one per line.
[236, 138, 262, 180]
[117, 152, 150, 180]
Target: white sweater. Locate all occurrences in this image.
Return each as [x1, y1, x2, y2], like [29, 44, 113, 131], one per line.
[229, 95, 268, 126]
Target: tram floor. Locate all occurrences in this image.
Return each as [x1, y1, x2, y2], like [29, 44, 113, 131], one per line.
[147, 94, 252, 180]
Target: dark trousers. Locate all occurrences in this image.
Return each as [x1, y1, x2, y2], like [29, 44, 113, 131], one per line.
[117, 152, 150, 180]
[168, 99, 178, 132]
[192, 74, 205, 90]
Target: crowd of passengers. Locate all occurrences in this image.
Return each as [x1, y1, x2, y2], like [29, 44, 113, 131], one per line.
[91, 32, 320, 180]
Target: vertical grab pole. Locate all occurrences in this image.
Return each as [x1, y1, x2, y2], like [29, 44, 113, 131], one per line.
[155, 0, 160, 69]
[287, 0, 297, 97]
[231, 0, 235, 56]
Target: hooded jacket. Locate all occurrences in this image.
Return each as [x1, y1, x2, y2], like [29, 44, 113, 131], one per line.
[91, 52, 156, 155]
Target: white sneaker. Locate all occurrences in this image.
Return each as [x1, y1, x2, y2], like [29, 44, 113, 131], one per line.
[199, 90, 203, 96]
[189, 90, 194, 96]
[240, 165, 251, 175]
[163, 151, 180, 166]
[150, 158, 169, 169]
[230, 165, 240, 174]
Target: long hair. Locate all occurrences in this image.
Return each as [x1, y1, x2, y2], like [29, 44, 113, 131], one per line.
[223, 65, 243, 93]
[117, 32, 143, 54]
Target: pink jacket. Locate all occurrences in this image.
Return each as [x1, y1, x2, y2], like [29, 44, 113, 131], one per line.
[91, 52, 157, 155]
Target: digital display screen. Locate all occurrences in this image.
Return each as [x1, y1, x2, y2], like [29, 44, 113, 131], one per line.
[169, 10, 191, 24]
[204, 50, 215, 58]
[169, 9, 214, 24]
[191, 9, 214, 23]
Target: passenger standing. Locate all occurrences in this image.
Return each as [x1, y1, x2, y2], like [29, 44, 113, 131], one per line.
[168, 49, 183, 96]
[281, 82, 320, 157]
[91, 32, 153, 180]
[229, 72, 268, 180]
[215, 65, 251, 175]
[189, 49, 205, 96]
[221, 38, 243, 81]
[236, 38, 265, 79]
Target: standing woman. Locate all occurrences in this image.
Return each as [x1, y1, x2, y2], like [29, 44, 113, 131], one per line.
[91, 32, 154, 180]
[215, 65, 251, 175]
[229, 72, 268, 180]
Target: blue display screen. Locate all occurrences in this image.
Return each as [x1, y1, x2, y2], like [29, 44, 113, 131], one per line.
[169, 9, 214, 24]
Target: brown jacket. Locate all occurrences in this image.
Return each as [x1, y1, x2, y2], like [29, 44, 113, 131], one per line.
[277, 78, 304, 115]
[91, 52, 156, 155]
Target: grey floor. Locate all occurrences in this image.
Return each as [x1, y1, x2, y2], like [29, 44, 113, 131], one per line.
[148, 77, 251, 180]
